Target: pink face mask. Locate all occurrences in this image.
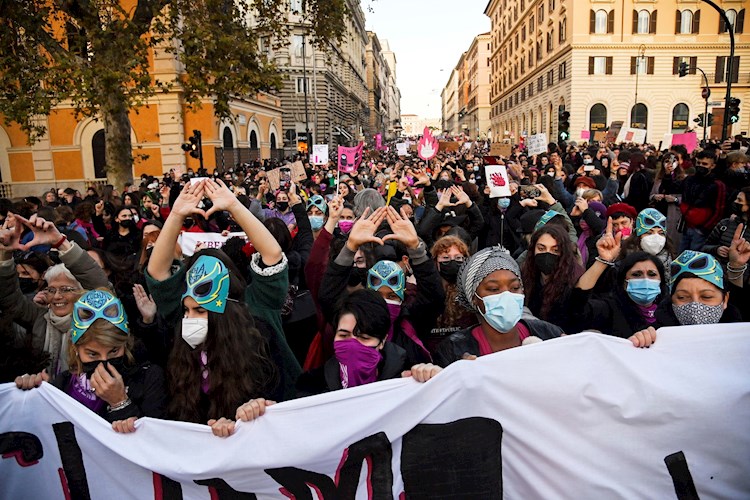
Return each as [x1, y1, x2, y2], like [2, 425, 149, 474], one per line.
[334, 338, 382, 389]
[619, 227, 632, 238]
[338, 220, 355, 234]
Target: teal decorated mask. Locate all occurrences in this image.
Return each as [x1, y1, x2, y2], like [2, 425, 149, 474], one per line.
[182, 255, 231, 313]
[635, 208, 666, 237]
[670, 250, 724, 291]
[72, 290, 129, 344]
[367, 260, 405, 301]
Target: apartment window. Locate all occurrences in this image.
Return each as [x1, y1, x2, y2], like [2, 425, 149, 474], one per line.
[536, 41, 542, 61]
[546, 30, 554, 53]
[589, 56, 613, 75]
[715, 56, 740, 83]
[547, 69, 554, 86]
[528, 50, 534, 68]
[591, 10, 614, 34]
[559, 62, 567, 80]
[292, 35, 305, 57]
[631, 104, 648, 129]
[720, 9, 745, 34]
[630, 56, 654, 74]
[672, 56, 697, 75]
[530, 15, 535, 28]
[522, 25, 526, 42]
[549, 0, 555, 13]
[295, 77, 310, 93]
[529, 82, 534, 97]
[539, 4, 544, 23]
[521, 88, 526, 101]
[537, 76, 544, 92]
[676, 10, 700, 34]
[559, 18, 567, 43]
[634, 10, 657, 34]
[289, 0, 303, 13]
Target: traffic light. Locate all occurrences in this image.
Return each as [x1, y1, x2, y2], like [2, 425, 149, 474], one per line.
[678, 62, 689, 77]
[693, 113, 714, 128]
[727, 97, 741, 124]
[181, 130, 202, 159]
[694, 114, 704, 127]
[707, 113, 714, 126]
[558, 110, 570, 142]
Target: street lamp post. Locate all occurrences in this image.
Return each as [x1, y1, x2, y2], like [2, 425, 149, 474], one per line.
[700, 0, 735, 141]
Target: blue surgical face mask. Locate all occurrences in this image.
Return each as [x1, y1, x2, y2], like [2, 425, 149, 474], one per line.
[626, 278, 661, 306]
[497, 198, 511, 209]
[309, 215, 325, 231]
[475, 291, 525, 333]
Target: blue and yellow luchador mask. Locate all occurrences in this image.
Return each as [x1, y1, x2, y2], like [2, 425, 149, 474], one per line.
[367, 260, 405, 301]
[182, 255, 230, 313]
[670, 250, 724, 291]
[72, 290, 129, 344]
[635, 208, 667, 237]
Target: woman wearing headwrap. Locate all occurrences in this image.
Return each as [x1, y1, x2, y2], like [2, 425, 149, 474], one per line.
[433, 246, 563, 367]
[15, 290, 166, 430]
[619, 208, 676, 281]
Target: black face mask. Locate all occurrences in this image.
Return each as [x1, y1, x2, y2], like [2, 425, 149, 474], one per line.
[19, 277, 39, 295]
[276, 201, 289, 211]
[696, 166, 710, 176]
[348, 266, 368, 287]
[732, 202, 746, 216]
[183, 218, 194, 229]
[80, 356, 127, 379]
[438, 260, 461, 284]
[119, 219, 135, 229]
[534, 252, 559, 275]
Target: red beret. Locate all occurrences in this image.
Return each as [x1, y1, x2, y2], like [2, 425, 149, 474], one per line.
[574, 176, 596, 189]
[606, 202, 637, 219]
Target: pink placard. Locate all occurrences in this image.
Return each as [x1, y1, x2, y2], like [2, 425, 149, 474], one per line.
[581, 130, 591, 140]
[671, 132, 698, 153]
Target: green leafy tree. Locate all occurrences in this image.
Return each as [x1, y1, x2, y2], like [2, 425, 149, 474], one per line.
[0, 0, 346, 187]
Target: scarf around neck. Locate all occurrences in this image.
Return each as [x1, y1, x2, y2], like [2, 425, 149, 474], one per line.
[43, 311, 72, 377]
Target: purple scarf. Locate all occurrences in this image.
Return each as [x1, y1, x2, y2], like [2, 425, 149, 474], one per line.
[577, 221, 592, 264]
[637, 303, 658, 324]
[334, 339, 382, 389]
[66, 374, 106, 413]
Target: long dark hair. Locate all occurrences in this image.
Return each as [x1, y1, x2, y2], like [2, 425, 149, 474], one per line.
[167, 249, 278, 423]
[521, 224, 583, 318]
[615, 252, 667, 330]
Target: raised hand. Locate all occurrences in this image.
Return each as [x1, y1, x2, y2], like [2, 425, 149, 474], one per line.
[203, 179, 240, 218]
[13, 214, 64, 250]
[728, 223, 750, 267]
[133, 284, 157, 324]
[171, 181, 207, 219]
[288, 182, 302, 207]
[0, 213, 24, 253]
[451, 185, 472, 207]
[90, 363, 127, 406]
[383, 205, 419, 249]
[345, 206, 387, 252]
[596, 217, 622, 263]
[571, 197, 588, 216]
[435, 187, 456, 211]
[328, 196, 344, 221]
[534, 183, 556, 205]
[410, 168, 431, 186]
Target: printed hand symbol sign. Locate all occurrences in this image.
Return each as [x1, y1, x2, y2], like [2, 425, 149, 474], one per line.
[491, 172, 506, 187]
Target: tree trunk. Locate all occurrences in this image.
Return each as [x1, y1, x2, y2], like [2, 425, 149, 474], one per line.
[102, 92, 134, 189]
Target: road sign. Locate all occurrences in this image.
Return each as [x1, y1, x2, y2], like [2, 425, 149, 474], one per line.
[701, 87, 711, 99]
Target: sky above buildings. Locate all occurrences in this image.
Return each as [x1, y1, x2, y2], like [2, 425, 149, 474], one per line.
[365, 0, 491, 119]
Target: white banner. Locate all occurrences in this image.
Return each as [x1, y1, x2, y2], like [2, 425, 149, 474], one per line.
[2, 326, 749, 499]
[396, 143, 408, 156]
[526, 133, 548, 156]
[178, 232, 248, 257]
[311, 145, 329, 165]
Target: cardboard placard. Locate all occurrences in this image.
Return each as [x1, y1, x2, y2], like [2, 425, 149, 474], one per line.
[593, 131, 607, 143]
[489, 143, 512, 157]
[439, 141, 460, 152]
[290, 160, 307, 182]
[526, 133, 548, 156]
[266, 168, 281, 191]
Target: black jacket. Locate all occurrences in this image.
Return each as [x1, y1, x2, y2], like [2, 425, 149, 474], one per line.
[433, 319, 562, 368]
[295, 341, 407, 397]
[52, 361, 167, 423]
[568, 288, 663, 338]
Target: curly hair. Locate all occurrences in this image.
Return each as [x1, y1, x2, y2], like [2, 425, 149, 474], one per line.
[521, 224, 583, 319]
[431, 236, 471, 327]
[166, 249, 278, 423]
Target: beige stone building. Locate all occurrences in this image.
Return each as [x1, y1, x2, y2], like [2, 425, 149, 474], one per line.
[484, 0, 750, 145]
[442, 67, 461, 135]
[366, 32, 390, 141]
[381, 40, 403, 139]
[400, 114, 441, 136]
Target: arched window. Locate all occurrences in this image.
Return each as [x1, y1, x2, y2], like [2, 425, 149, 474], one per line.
[92, 130, 107, 179]
[222, 128, 234, 148]
[595, 10, 608, 34]
[680, 10, 693, 34]
[559, 18, 567, 43]
[671, 103, 689, 132]
[270, 133, 277, 150]
[631, 103, 648, 129]
[637, 10, 650, 34]
[249, 130, 258, 149]
[589, 104, 607, 137]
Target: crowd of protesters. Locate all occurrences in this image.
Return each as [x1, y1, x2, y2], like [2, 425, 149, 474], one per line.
[3, 134, 749, 436]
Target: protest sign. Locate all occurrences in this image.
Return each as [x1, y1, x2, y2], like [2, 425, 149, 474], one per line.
[439, 141, 460, 152]
[2, 326, 748, 499]
[266, 168, 281, 190]
[489, 143, 512, 157]
[311, 144, 329, 165]
[581, 130, 591, 140]
[485, 164, 511, 197]
[178, 231, 247, 256]
[525, 133, 548, 156]
[615, 127, 647, 144]
[290, 160, 307, 182]
[417, 127, 439, 161]
[671, 132, 698, 153]
[606, 121, 624, 143]
[337, 142, 364, 174]
[396, 143, 408, 156]
[593, 131, 607, 143]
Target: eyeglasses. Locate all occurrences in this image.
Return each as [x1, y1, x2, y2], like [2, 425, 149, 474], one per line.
[438, 256, 465, 264]
[44, 286, 81, 296]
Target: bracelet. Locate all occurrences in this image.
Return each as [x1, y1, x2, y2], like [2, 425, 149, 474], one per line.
[107, 398, 132, 413]
[52, 234, 67, 249]
[595, 256, 616, 267]
[727, 263, 748, 273]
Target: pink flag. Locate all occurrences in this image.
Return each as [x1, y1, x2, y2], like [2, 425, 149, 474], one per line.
[375, 134, 383, 151]
[417, 127, 439, 161]
[338, 142, 364, 173]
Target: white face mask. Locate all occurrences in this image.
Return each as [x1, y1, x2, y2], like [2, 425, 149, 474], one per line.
[575, 188, 586, 197]
[640, 233, 666, 255]
[182, 318, 208, 349]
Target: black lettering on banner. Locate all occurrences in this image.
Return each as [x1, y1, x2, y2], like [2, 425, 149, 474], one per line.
[194, 478, 258, 499]
[264, 468, 337, 499]
[664, 451, 700, 500]
[153, 472, 184, 500]
[400, 417, 503, 499]
[0, 432, 44, 466]
[266, 432, 393, 499]
[53, 422, 92, 500]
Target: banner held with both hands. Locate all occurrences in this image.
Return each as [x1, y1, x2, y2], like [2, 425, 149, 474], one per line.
[1, 325, 748, 499]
